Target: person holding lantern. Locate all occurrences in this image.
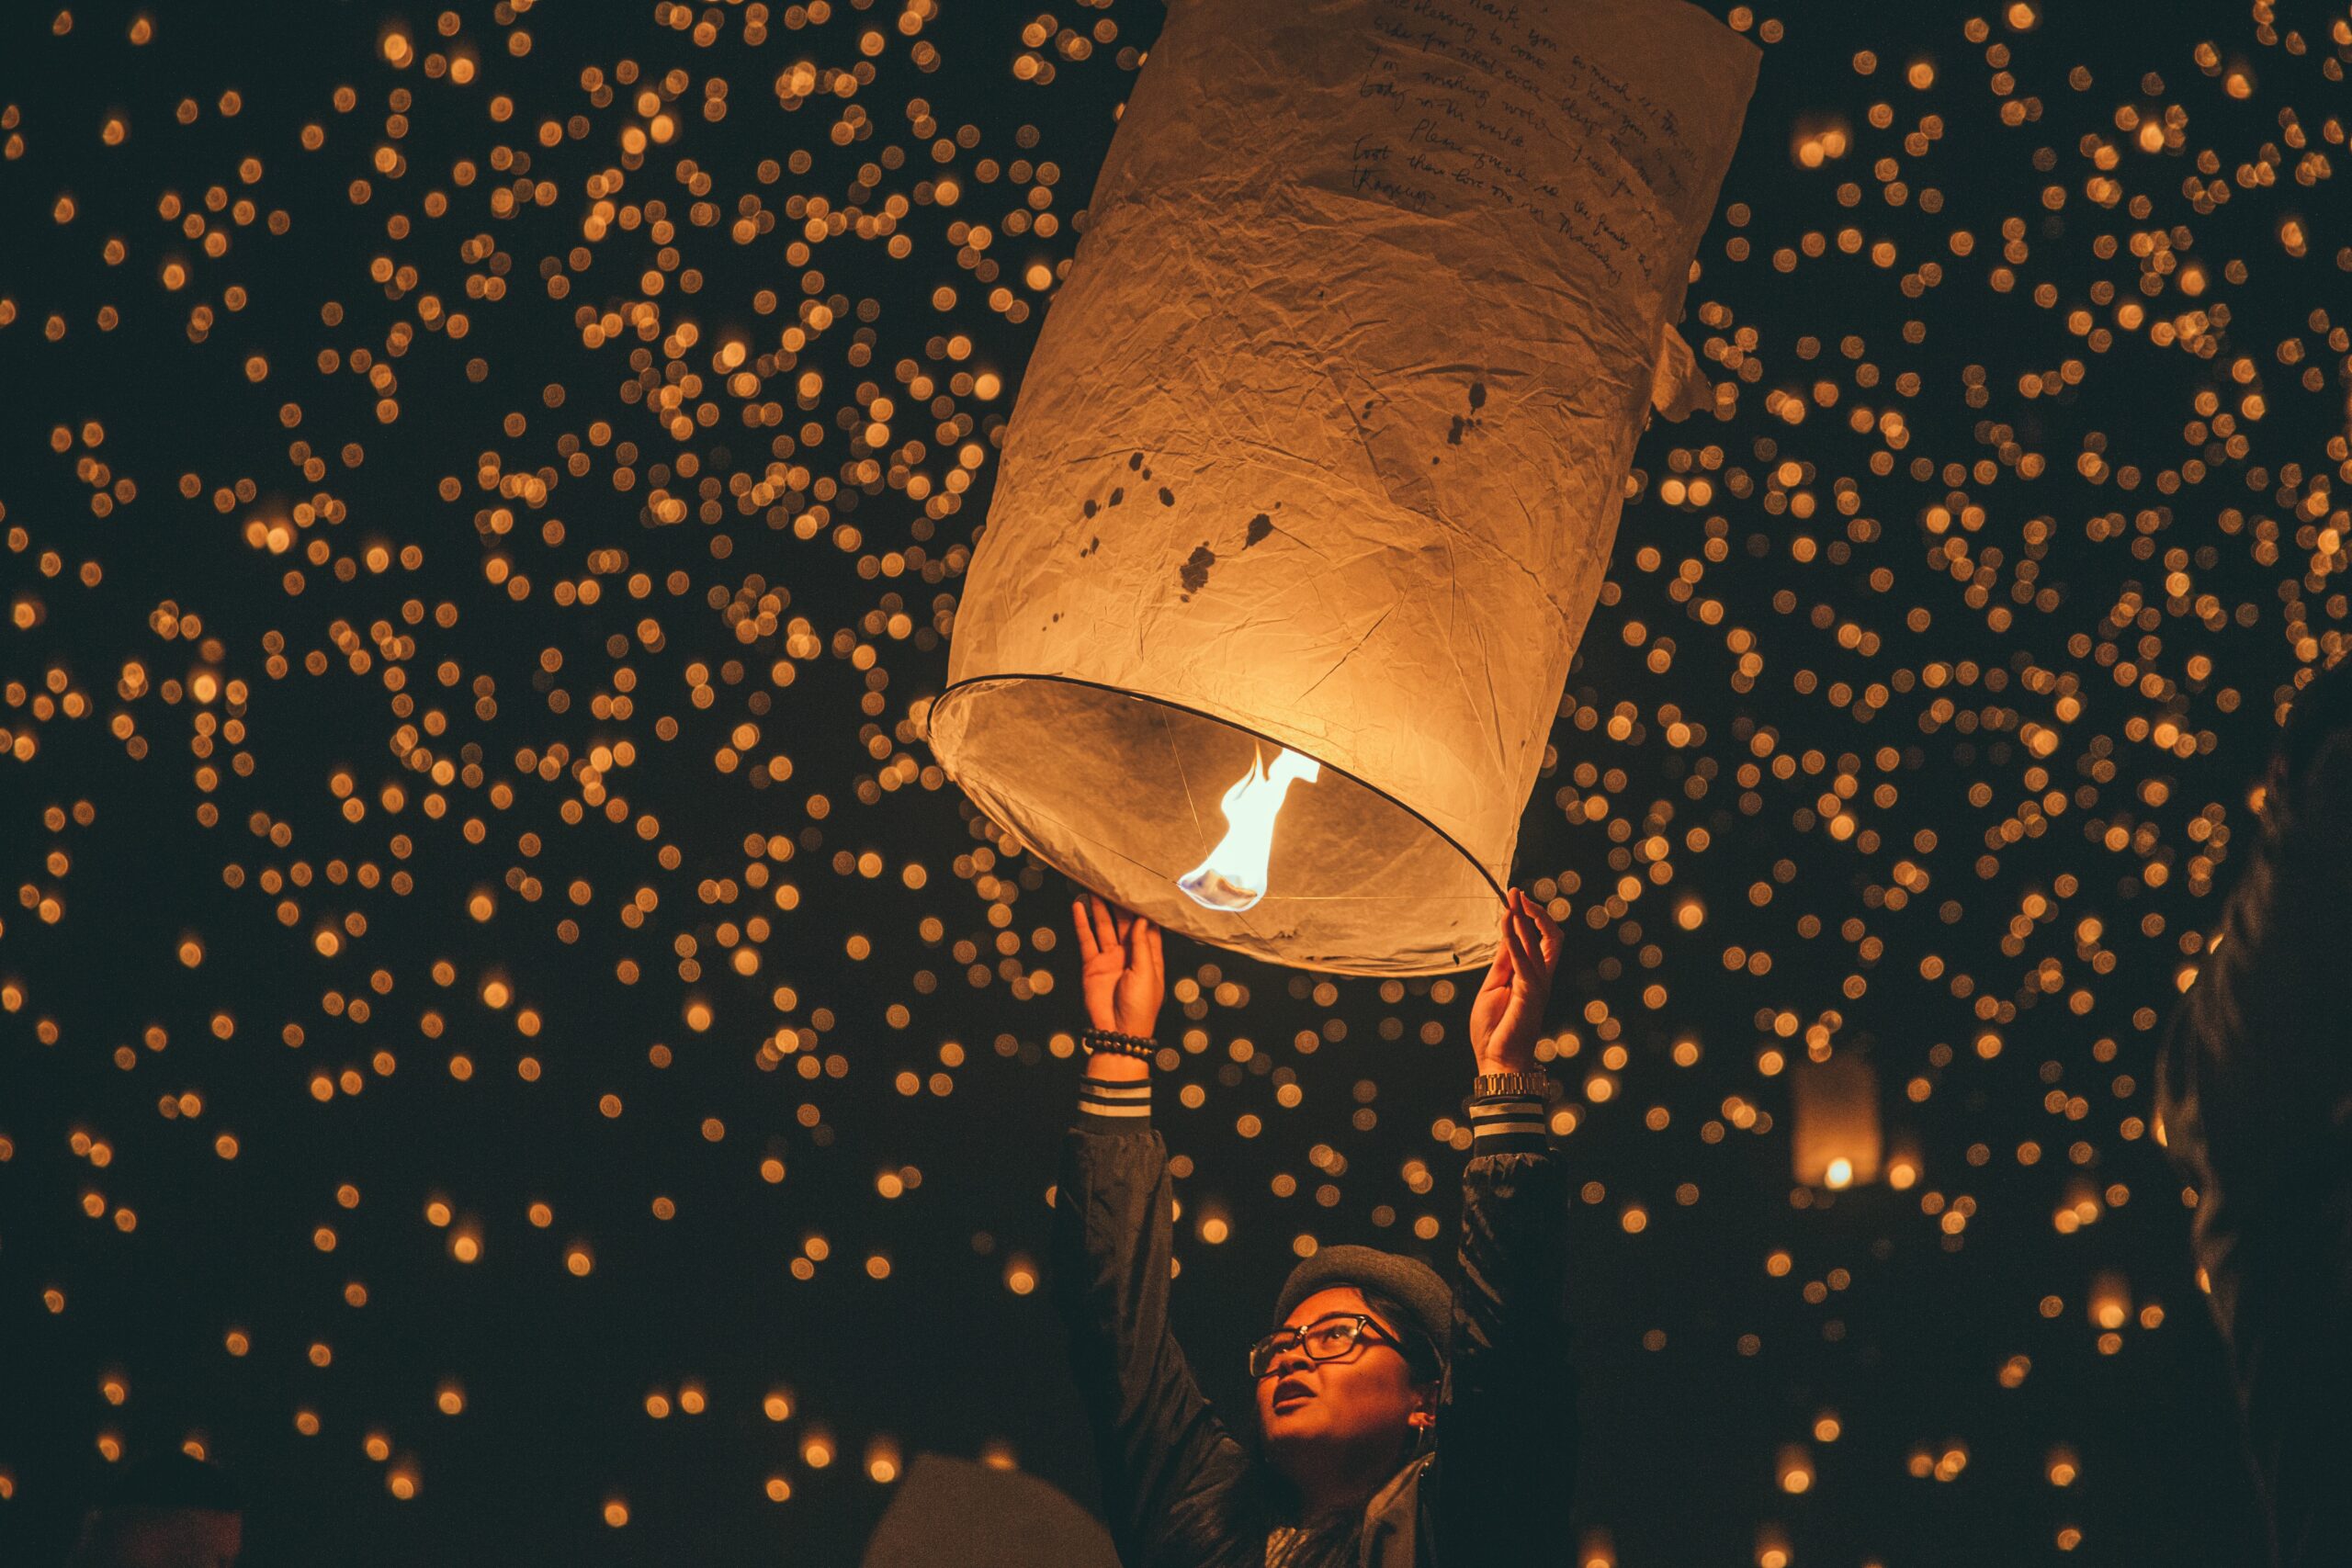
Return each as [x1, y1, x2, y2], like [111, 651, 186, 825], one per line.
[1050, 889, 1573, 1567]
[2156, 652, 2352, 1568]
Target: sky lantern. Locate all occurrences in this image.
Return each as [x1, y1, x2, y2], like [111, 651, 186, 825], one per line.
[1792, 1053, 1885, 1190]
[928, 0, 1758, 973]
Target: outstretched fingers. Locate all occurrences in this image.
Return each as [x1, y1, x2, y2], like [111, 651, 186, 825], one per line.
[1484, 901, 1518, 986]
[1502, 905, 1540, 985]
[1088, 894, 1122, 959]
[1071, 898, 1100, 964]
[1510, 889, 1562, 974]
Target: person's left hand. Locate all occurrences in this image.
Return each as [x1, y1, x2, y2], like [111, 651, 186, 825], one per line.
[1468, 888, 1564, 1074]
[1071, 892, 1164, 1039]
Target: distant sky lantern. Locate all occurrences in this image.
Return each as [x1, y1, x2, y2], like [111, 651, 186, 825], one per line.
[2088, 1270, 2132, 1332]
[927, 0, 1758, 973]
[1792, 1054, 1884, 1189]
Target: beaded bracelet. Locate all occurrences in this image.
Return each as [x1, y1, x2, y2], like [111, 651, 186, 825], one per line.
[1080, 1028, 1158, 1059]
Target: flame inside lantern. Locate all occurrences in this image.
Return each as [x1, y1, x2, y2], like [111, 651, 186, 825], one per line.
[1177, 746, 1322, 912]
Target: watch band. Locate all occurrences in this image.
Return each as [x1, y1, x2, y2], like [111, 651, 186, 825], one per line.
[1470, 1070, 1552, 1100]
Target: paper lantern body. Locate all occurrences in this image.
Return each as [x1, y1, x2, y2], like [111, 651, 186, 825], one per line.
[1792, 1055, 1884, 1189]
[929, 0, 1758, 974]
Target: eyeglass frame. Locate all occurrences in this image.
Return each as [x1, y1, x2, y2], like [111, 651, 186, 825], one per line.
[1246, 1312, 1408, 1380]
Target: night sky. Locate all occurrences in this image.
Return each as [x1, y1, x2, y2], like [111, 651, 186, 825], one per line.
[6, 0, 2346, 1562]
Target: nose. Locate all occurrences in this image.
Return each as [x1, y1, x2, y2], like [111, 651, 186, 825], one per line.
[1265, 1336, 1313, 1378]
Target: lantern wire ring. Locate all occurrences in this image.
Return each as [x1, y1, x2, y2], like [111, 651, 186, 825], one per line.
[928, 671, 1513, 908]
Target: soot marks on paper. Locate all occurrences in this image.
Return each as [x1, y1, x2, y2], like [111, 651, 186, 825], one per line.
[1179, 543, 1216, 600]
[1448, 380, 1489, 445]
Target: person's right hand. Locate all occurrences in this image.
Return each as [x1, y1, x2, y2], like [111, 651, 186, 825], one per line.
[1071, 893, 1164, 1038]
[1468, 887, 1563, 1075]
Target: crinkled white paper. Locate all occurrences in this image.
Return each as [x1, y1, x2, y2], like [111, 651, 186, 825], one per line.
[930, 0, 1758, 974]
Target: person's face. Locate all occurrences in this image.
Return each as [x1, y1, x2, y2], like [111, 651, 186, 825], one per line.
[1254, 1287, 1432, 1463]
[95, 1507, 242, 1568]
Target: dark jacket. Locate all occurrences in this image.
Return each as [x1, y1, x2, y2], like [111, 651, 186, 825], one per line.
[1050, 1080, 1575, 1567]
[2156, 790, 2352, 1568]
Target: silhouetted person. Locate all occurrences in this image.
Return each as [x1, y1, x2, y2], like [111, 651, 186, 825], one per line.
[2157, 653, 2352, 1568]
[65, 1452, 243, 1568]
[1054, 890, 1574, 1567]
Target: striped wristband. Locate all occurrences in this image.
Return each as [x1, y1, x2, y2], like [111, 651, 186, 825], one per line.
[1465, 1091, 1550, 1154]
[1077, 1076, 1152, 1124]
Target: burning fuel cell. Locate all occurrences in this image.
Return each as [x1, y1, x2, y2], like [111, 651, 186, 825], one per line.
[924, 0, 1757, 975]
[1177, 748, 1323, 914]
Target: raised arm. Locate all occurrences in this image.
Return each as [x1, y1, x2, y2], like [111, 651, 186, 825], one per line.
[1048, 895, 1250, 1565]
[1430, 889, 1577, 1562]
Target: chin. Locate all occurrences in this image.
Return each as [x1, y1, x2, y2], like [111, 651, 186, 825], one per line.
[1262, 1404, 1326, 1440]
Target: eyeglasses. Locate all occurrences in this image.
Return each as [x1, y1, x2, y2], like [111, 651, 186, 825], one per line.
[1247, 1314, 1402, 1380]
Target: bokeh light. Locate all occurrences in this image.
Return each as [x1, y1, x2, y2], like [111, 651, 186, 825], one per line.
[2, 0, 2335, 1562]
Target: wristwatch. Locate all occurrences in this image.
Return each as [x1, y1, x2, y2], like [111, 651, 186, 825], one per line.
[1470, 1069, 1552, 1099]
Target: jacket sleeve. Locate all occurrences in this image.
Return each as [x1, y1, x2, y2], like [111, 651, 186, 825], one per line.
[2156, 801, 2352, 1568]
[1050, 1076, 1251, 1567]
[1425, 1088, 1577, 1565]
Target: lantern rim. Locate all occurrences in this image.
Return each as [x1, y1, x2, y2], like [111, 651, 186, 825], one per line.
[927, 669, 1512, 926]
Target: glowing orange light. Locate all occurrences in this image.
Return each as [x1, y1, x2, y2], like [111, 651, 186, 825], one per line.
[1177, 746, 1320, 912]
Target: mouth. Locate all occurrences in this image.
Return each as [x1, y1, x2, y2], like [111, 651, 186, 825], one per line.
[1272, 1381, 1315, 1411]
